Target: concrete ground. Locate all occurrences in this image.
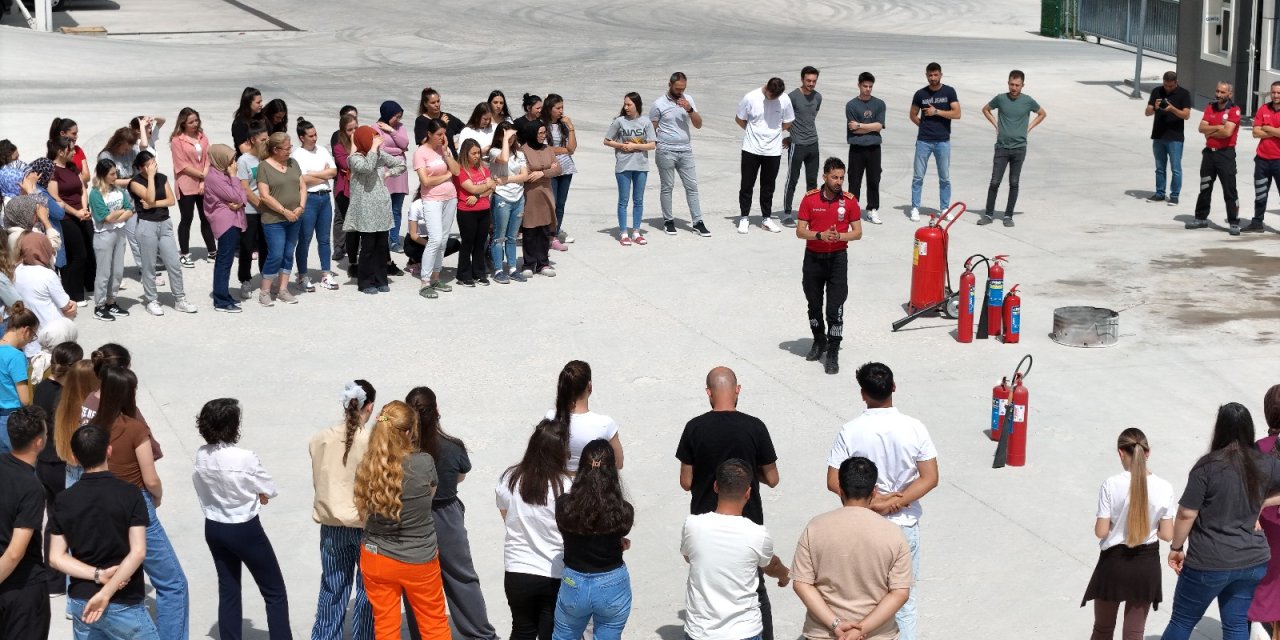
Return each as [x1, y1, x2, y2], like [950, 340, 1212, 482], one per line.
[2, 0, 1279, 638]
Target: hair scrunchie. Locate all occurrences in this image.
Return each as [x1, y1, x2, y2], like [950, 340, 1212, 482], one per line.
[341, 381, 367, 408]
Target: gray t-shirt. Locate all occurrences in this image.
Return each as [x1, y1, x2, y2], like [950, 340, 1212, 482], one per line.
[987, 92, 1042, 149]
[98, 149, 138, 180]
[235, 154, 260, 215]
[787, 88, 822, 146]
[846, 96, 887, 147]
[605, 116, 656, 173]
[650, 92, 698, 152]
[363, 452, 439, 564]
[1180, 453, 1280, 571]
[433, 439, 471, 502]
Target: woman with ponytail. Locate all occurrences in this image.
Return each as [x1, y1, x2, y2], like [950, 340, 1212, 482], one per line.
[307, 380, 376, 640]
[0, 301, 36, 454]
[34, 340, 81, 595]
[546, 360, 624, 473]
[405, 387, 498, 640]
[55, 360, 97, 488]
[354, 400, 449, 639]
[1081, 428, 1174, 639]
[1249, 385, 1280, 637]
[1161, 403, 1280, 640]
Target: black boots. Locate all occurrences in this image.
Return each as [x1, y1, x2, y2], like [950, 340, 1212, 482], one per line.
[805, 335, 826, 361]
[824, 339, 840, 375]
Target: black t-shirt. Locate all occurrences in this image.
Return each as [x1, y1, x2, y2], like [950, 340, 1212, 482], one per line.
[1148, 85, 1192, 141]
[50, 471, 149, 604]
[911, 84, 959, 142]
[432, 438, 472, 503]
[33, 379, 62, 465]
[414, 113, 464, 156]
[1181, 453, 1280, 571]
[0, 455, 49, 591]
[129, 173, 172, 222]
[675, 410, 778, 525]
[555, 493, 632, 573]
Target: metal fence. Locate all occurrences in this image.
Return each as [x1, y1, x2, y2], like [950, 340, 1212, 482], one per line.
[1078, 0, 1180, 56]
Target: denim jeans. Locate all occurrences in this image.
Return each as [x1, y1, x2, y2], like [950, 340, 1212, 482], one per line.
[141, 490, 190, 640]
[261, 220, 301, 278]
[0, 408, 13, 454]
[1160, 561, 1267, 640]
[551, 173, 573, 233]
[312, 525, 373, 640]
[296, 193, 333, 275]
[388, 192, 406, 248]
[552, 565, 631, 640]
[896, 523, 920, 640]
[67, 598, 160, 640]
[985, 146, 1027, 217]
[615, 170, 648, 230]
[1153, 139, 1184, 198]
[213, 226, 241, 308]
[491, 195, 524, 272]
[655, 148, 703, 224]
[911, 140, 951, 210]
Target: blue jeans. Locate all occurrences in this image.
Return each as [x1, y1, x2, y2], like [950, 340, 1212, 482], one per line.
[615, 170, 648, 230]
[911, 140, 951, 210]
[142, 490, 190, 640]
[491, 196, 524, 272]
[1161, 561, 1267, 640]
[552, 565, 631, 640]
[261, 220, 301, 278]
[388, 192, 406, 248]
[1153, 139, 1184, 198]
[897, 523, 920, 640]
[0, 408, 14, 454]
[551, 174, 573, 233]
[67, 598, 160, 640]
[213, 226, 241, 308]
[296, 193, 333, 274]
[311, 525, 373, 640]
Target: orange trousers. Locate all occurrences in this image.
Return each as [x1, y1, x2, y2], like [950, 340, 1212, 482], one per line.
[360, 548, 449, 640]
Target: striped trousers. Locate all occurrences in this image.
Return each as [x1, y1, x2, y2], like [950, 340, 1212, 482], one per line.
[311, 525, 374, 640]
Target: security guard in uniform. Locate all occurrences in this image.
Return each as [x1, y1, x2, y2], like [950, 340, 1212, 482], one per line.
[796, 157, 862, 374]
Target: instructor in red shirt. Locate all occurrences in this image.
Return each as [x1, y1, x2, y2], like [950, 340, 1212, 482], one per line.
[1250, 81, 1280, 233]
[1188, 81, 1242, 234]
[796, 158, 862, 375]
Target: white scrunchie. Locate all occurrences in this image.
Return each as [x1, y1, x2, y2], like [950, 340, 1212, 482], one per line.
[340, 381, 367, 408]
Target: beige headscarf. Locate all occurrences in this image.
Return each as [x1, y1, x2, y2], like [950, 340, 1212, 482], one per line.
[208, 144, 236, 173]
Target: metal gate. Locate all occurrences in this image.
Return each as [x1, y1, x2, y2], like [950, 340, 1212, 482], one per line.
[1078, 0, 1180, 56]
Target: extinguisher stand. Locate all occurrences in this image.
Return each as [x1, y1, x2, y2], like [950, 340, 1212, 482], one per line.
[993, 354, 1033, 469]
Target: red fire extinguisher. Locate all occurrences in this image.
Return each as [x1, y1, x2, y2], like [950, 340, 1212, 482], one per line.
[1002, 284, 1021, 344]
[988, 376, 1009, 441]
[993, 354, 1032, 469]
[957, 257, 979, 343]
[908, 204, 965, 314]
[985, 255, 1008, 337]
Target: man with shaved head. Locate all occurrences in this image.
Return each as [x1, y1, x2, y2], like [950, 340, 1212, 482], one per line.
[677, 366, 780, 640]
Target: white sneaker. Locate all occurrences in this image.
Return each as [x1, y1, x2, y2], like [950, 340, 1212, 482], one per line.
[320, 274, 339, 290]
[297, 276, 315, 293]
[737, 217, 750, 234]
[761, 218, 782, 233]
[145, 301, 164, 316]
[867, 209, 882, 224]
[76, 299, 89, 308]
[909, 207, 921, 222]
[563, 234, 575, 244]
[174, 298, 198, 314]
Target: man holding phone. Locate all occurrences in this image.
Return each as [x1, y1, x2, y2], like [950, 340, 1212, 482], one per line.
[908, 62, 960, 222]
[1145, 70, 1191, 205]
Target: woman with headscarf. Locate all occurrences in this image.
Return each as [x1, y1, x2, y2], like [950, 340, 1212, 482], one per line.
[519, 122, 562, 278]
[87, 159, 134, 321]
[24, 159, 67, 270]
[4, 191, 60, 263]
[0, 141, 26, 202]
[203, 144, 248, 313]
[377, 101, 410, 255]
[14, 232, 75, 335]
[345, 126, 406, 294]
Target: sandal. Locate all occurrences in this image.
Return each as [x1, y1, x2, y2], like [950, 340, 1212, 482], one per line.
[632, 233, 647, 245]
[419, 285, 438, 299]
[619, 235, 632, 246]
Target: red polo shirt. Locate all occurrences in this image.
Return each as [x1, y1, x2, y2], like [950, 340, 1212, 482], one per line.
[1202, 101, 1240, 150]
[1255, 103, 1280, 159]
[798, 188, 859, 253]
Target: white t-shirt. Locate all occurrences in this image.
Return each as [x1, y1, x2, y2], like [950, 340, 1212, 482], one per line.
[456, 125, 496, 155]
[404, 199, 428, 240]
[495, 471, 572, 578]
[489, 147, 527, 203]
[827, 407, 938, 526]
[544, 409, 619, 473]
[15, 264, 69, 329]
[681, 512, 772, 640]
[291, 145, 336, 193]
[1097, 471, 1175, 550]
[737, 87, 794, 157]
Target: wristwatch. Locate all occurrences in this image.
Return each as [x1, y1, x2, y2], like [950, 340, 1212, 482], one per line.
[93, 567, 102, 584]
[830, 618, 843, 632]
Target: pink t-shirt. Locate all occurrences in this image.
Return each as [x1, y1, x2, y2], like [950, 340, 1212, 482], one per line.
[414, 146, 457, 201]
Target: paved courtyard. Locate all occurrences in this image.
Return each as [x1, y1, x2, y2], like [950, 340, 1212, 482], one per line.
[3, 0, 1280, 637]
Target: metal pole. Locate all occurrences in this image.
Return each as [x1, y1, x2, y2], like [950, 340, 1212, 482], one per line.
[1131, 0, 1148, 98]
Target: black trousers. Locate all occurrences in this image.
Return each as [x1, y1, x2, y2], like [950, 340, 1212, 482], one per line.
[1254, 156, 1280, 221]
[205, 517, 292, 640]
[457, 209, 492, 281]
[756, 567, 774, 640]
[355, 231, 389, 291]
[503, 571, 558, 640]
[237, 214, 266, 283]
[1195, 148, 1239, 222]
[739, 151, 781, 218]
[177, 193, 216, 256]
[847, 145, 882, 211]
[985, 146, 1027, 217]
[333, 193, 350, 259]
[36, 458, 66, 595]
[59, 217, 94, 302]
[522, 224, 552, 271]
[802, 250, 848, 347]
[783, 142, 820, 215]
[0, 580, 50, 640]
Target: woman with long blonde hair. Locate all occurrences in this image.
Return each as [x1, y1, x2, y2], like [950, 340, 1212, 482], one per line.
[53, 360, 98, 483]
[354, 400, 449, 639]
[1082, 428, 1174, 640]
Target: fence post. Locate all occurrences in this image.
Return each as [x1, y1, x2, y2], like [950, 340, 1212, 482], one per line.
[1131, 0, 1148, 98]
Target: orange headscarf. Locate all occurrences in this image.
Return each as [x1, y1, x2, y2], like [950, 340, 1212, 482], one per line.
[18, 230, 54, 267]
[353, 126, 379, 155]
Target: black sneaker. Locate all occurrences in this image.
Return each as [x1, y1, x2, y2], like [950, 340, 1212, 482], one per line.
[1244, 219, 1266, 233]
[477, 278, 491, 286]
[824, 350, 839, 375]
[976, 215, 993, 226]
[386, 263, 405, 277]
[1184, 219, 1208, 229]
[782, 215, 797, 228]
[93, 306, 115, 322]
[106, 303, 130, 317]
[1003, 216, 1015, 228]
[459, 279, 476, 287]
[663, 220, 677, 235]
[692, 221, 712, 237]
[805, 338, 826, 362]
[1168, 196, 1179, 206]
[1147, 194, 1166, 202]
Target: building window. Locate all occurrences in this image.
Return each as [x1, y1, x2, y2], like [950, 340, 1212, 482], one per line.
[1273, 19, 1280, 69]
